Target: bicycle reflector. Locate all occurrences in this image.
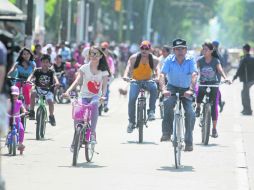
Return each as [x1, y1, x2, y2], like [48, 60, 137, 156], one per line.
[206, 87, 211, 93]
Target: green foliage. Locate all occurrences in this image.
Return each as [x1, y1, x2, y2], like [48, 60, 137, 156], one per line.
[45, 0, 57, 17]
[43, 0, 254, 47]
[216, 0, 245, 47]
[9, 0, 16, 4]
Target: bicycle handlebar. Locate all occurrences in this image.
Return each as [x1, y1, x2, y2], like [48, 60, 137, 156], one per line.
[7, 112, 28, 118]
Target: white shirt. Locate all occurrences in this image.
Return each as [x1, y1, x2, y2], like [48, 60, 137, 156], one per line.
[79, 63, 108, 98]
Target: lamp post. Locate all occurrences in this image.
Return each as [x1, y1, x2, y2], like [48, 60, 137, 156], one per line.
[85, 3, 90, 43]
[67, 0, 72, 42]
[146, 0, 154, 41]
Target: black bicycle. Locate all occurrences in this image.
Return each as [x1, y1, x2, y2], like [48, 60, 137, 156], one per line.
[198, 83, 221, 145]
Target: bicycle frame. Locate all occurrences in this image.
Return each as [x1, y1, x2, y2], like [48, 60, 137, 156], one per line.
[137, 88, 147, 124]
[198, 83, 221, 145]
[172, 93, 185, 144]
[75, 104, 92, 142]
[6, 113, 25, 155]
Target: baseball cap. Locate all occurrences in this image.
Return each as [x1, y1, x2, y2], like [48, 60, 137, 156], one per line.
[172, 38, 187, 48]
[101, 42, 109, 49]
[140, 40, 151, 49]
[11, 86, 19, 95]
[212, 40, 220, 47]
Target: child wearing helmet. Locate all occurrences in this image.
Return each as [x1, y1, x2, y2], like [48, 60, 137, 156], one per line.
[9, 86, 27, 152]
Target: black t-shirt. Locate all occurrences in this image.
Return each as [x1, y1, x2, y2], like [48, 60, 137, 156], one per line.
[34, 68, 55, 91]
[53, 62, 65, 73]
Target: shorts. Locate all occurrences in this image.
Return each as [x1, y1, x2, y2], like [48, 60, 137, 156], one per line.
[33, 87, 54, 101]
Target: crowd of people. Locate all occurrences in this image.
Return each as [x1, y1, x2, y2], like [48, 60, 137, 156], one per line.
[0, 37, 253, 157]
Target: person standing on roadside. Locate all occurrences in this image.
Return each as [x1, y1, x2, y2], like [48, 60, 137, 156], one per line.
[233, 43, 254, 115]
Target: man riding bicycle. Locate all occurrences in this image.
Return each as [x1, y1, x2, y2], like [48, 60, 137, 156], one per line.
[159, 39, 198, 151]
[123, 40, 159, 133]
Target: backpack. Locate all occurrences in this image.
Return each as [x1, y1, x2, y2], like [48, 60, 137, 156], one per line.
[133, 53, 154, 70]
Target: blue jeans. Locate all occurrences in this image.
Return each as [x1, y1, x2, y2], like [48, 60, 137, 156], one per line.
[128, 80, 157, 123]
[162, 85, 195, 146]
[60, 76, 67, 90]
[82, 96, 99, 133]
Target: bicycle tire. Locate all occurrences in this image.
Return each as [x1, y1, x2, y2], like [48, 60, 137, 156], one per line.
[98, 105, 103, 116]
[12, 135, 17, 156]
[85, 143, 95, 162]
[173, 115, 181, 169]
[40, 108, 47, 138]
[21, 115, 26, 131]
[137, 104, 144, 143]
[36, 107, 43, 140]
[203, 103, 211, 145]
[8, 136, 12, 154]
[72, 125, 82, 166]
[159, 103, 164, 119]
[54, 88, 60, 104]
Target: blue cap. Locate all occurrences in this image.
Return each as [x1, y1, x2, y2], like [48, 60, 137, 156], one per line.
[212, 40, 219, 47]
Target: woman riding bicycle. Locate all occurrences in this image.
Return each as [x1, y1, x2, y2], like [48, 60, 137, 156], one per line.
[8, 48, 36, 110]
[195, 42, 231, 138]
[63, 46, 110, 144]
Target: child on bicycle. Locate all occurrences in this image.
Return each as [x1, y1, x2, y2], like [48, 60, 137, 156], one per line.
[53, 55, 67, 90]
[63, 46, 110, 144]
[27, 54, 60, 126]
[7, 48, 36, 110]
[9, 86, 27, 152]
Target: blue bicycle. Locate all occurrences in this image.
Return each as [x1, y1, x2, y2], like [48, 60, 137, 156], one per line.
[6, 113, 26, 155]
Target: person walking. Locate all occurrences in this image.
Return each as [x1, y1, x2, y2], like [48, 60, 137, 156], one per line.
[233, 43, 254, 115]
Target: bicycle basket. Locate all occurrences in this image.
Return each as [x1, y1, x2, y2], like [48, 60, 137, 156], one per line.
[72, 99, 85, 121]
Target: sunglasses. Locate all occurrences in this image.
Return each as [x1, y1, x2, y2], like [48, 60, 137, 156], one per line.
[141, 47, 150, 50]
[89, 51, 101, 57]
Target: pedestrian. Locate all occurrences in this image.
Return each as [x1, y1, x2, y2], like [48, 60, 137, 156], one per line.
[233, 43, 254, 115]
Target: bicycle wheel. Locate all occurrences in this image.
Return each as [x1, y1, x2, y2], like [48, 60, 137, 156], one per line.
[40, 108, 47, 138]
[85, 143, 95, 162]
[12, 135, 17, 156]
[203, 103, 211, 145]
[21, 115, 26, 131]
[54, 88, 60, 104]
[72, 124, 83, 166]
[98, 105, 103, 116]
[159, 102, 164, 119]
[7, 135, 12, 154]
[137, 104, 144, 143]
[173, 115, 181, 169]
[36, 107, 43, 140]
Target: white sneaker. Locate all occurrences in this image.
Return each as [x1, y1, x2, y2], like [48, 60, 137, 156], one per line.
[127, 122, 134, 133]
[90, 135, 97, 144]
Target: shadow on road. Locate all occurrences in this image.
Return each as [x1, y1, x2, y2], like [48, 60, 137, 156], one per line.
[157, 165, 195, 172]
[195, 143, 228, 148]
[25, 138, 54, 141]
[122, 141, 159, 145]
[58, 163, 107, 169]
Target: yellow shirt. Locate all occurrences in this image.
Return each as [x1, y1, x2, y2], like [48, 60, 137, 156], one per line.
[132, 59, 153, 80]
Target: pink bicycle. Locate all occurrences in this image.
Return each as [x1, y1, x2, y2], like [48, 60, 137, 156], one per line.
[71, 97, 96, 165]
